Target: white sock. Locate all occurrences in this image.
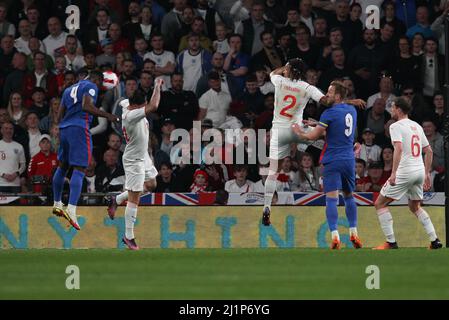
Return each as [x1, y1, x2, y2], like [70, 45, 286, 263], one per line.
[331, 230, 340, 241]
[415, 208, 437, 242]
[125, 203, 138, 240]
[264, 176, 278, 210]
[116, 191, 128, 205]
[377, 208, 396, 243]
[349, 227, 358, 236]
[54, 201, 63, 209]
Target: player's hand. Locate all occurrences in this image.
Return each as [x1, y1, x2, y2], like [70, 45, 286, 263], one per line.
[423, 173, 432, 191]
[353, 142, 361, 158]
[155, 78, 164, 87]
[388, 173, 396, 186]
[302, 119, 318, 127]
[107, 114, 120, 123]
[291, 123, 305, 138]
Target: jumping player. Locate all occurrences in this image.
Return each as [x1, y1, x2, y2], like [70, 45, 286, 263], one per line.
[263, 58, 364, 226]
[373, 97, 442, 250]
[107, 78, 162, 250]
[292, 81, 363, 249]
[52, 71, 119, 230]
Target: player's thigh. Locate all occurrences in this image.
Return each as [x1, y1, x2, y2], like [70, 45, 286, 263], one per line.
[406, 171, 425, 201]
[57, 127, 70, 163]
[66, 126, 92, 168]
[380, 175, 410, 201]
[322, 162, 342, 193]
[341, 159, 356, 193]
[269, 127, 291, 161]
[125, 161, 145, 192]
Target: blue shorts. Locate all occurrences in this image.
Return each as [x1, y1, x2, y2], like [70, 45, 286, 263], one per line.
[322, 159, 355, 193]
[58, 126, 92, 168]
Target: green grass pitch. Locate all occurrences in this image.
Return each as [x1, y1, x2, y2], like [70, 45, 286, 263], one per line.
[1, 248, 448, 299]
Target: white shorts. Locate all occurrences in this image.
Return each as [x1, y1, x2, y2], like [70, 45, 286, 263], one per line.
[380, 168, 425, 201]
[124, 154, 158, 192]
[269, 126, 311, 160]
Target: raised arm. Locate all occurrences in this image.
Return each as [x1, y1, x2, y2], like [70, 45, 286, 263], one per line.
[144, 78, 163, 115]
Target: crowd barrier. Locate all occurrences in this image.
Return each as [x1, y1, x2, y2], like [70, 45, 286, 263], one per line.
[0, 206, 445, 249]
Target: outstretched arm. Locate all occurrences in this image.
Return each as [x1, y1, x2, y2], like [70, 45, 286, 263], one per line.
[291, 123, 326, 141]
[82, 95, 119, 123]
[145, 78, 163, 115]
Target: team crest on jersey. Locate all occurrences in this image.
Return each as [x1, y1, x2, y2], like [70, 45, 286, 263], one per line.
[14, 149, 19, 154]
[89, 89, 96, 96]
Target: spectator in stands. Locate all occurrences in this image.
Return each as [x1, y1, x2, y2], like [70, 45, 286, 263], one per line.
[49, 123, 59, 152]
[363, 98, 391, 144]
[83, 157, 97, 194]
[176, 33, 212, 92]
[349, 2, 363, 41]
[390, 36, 421, 94]
[86, 8, 111, 50]
[122, 1, 143, 40]
[137, 71, 154, 103]
[223, 33, 250, 92]
[3, 52, 27, 106]
[39, 97, 59, 133]
[361, 161, 387, 192]
[355, 158, 367, 192]
[96, 38, 116, 70]
[317, 27, 344, 71]
[95, 149, 125, 193]
[310, 16, 328, 49]
[190, 169, 210, 193]
[411, 32, 425, 58]
[159, 73, 199, 131]
[119, 59, 138, 86]
[250, 31, 285, 72]
[108, 23, 132, 55]
[0, 122, 26, 193]
[213, 22, 230, 54]
[432, 92, 445, 131]
[43, 17, 75, 61]
[264, 0, 286, 28]
[348, 28, 384, 99]
[359, 128, 382, 165]
[198, 71, 234, 129]
[25, 5, 46, 40]
[318, 47, 351, 91]
[279, 8, 300, 40]
[24, 111, 41, 158]
[253, 162, 282, 193]
[53, 56, 68, 93]
[14, 18, 44, 55]
[328, 0, 355, 50]
[422, 119, 444, 171]
[421, 37, 445, 102]
[161, 0, 187, 53]
[380, 145, 393, 180]
[297, 152, 321, 192]
[29, 87, 48, 120]
[144, 34, 176, 87]
[0, 35, 16, 76]
[255, 68, 274, 94]
[406, 5, 435, 39]
[255, 92, 274, 130]
[277, 156, 299, 191]
[225, 164, 254, 193]
[0, 3, 16, 37]
[159, 117, 176, 158]
[64, 35, 86, 72]
[22, 51, 58, 107]
[87, 0, 121, 27]
[27, 134, 57, 193]
[290, 24, 319, 70]
[133, 37, 149, 72]
[402, 85, 431, 123]
[377, 22, 396, 60]
[299, 0, 315, 36]
[238, 74, 265, 124]
[431, 1, 449, 55]
[236, 1, 275, 56]
[6, 92, 26, 127]
[179, 16, 213, 53]
[155, 161, 179, 192]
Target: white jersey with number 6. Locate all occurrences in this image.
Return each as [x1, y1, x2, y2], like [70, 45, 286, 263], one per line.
[389, 118, 429, 173]
[270, 72, 324, 128]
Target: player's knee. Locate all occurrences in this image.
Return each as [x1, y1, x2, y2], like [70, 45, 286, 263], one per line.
[374, 198, 384, 210]
[408, 201, 420, 213]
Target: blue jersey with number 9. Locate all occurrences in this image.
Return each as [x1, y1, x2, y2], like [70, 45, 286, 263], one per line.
[59, 80, 98, 129]
[318, 103, 357, 165]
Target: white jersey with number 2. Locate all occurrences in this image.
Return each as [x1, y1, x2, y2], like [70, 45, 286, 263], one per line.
[270, 72, 324, 128]
[389, 118, 429, 173]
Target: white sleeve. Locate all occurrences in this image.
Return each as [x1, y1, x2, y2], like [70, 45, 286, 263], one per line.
[270, 73, 283, 86]
[306, 84, 325, 103]
[125, 108, 146, 124]
[389, 124, 401, 143]
[199, 94, 209, 110]
[421, 127, 430, 148]
[18, 146, 26, 174]
[167, 51, 175, 63]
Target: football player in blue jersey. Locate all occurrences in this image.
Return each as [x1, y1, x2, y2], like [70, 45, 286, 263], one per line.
[52, 71, 119, 230]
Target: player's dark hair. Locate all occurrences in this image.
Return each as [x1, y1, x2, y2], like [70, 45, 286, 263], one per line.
[330, 80, 348, 99]
[129, 91, 146, 106]
[393, 96, 411, 114]
[89, 70, 104, 82]
[286, 58, 307, 81]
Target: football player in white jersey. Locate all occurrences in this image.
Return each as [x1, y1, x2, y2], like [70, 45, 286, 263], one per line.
[374, 97, 442, 250]
[106, 79, 163, 250]
[262, 58, 364, 226]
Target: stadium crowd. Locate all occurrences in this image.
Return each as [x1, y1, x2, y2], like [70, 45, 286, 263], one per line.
[0, 0, 448, 202]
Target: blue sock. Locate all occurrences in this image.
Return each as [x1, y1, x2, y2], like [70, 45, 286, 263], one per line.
[68, 169, 85, 206]
[344, 196, 358, 228]
[325, 197, 339, 232]
[52, 167, 67, 202]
